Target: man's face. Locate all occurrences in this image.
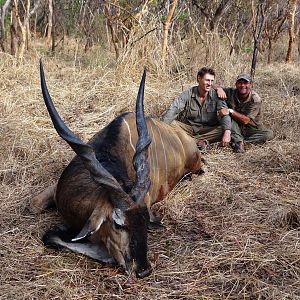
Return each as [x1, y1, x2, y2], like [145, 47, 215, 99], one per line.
[197, 73, 214, 93]
[236, 79, 251, 97]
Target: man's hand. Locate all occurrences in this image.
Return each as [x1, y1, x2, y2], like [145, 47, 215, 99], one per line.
[220, 129, 231, 147]
[218, 107, 230, 117]
[216, 87, 227, 99]
[230, 110, 251, 125]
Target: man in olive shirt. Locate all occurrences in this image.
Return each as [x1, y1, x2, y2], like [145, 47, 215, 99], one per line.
[217, 73, 274, 153]
[162, 67, 234, 149]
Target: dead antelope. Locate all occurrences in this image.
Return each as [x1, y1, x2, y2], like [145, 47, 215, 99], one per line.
[32, 62, 204, 278]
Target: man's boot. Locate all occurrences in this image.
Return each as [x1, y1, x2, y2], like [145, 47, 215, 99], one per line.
[196, 139, 210, 152]
[233, 141, 245, 153]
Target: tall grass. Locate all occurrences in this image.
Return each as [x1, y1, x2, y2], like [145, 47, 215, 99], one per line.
[0, 33, 299, 299]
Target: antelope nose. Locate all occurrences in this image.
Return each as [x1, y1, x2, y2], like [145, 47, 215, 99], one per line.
[136, 265, 152, 278]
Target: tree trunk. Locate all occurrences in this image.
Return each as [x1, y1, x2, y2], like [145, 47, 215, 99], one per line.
[251, 2, 266, 81]
[46, 0, 53, 46]
[0, 7, 5, 51]
[267, 38, 272, 64]
[162, 0, 178, 68]
[103, 1, 120, 60]
[0, 0, 12, 52]
[13, 0, 30, 59]
[106, 16, 120, 59]
[285, 0, 297, 63]
[10, 0, 18, 55]
[209, 0, 233, 31]
[10, 0, 41, 58]
[298, 29, 300, 58]
[51, 0, 56, 54]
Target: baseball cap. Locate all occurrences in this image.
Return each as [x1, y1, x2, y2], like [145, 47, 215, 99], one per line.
[236, 73, 251, 82]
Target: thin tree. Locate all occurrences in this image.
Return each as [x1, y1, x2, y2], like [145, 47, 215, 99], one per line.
[209, 0, 234, 31]
[0, 0, 12, 51]
[286, 0, 300, 62]
[103, 0, 150, 60]
[251, 1, 267, 81]
[10, 0, 41, 58]
[162, 0, 178, 69]
[10, 0, 18, 55]
[13, 0, 30, 59]
[46, 0, 53, 46]
[298, 24, 300, 56]
[103, 0, 120, 59]
[264, 3, 288, 64]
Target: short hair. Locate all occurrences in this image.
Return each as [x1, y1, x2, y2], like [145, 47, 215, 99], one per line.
[197, 67, 215, 78]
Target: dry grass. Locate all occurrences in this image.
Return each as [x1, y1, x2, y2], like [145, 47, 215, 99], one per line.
[0, 42, 300, 300]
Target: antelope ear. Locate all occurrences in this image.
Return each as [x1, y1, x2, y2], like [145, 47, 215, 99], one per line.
[72, 214, 106, 242]
[112, 208, 126, 226]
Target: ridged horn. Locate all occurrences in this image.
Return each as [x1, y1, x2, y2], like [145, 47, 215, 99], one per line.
[39, 60, 132, 211]
[130, 67, 152, 205]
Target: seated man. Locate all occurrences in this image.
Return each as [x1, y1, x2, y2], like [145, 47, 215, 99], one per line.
[162, 67, 232, 150]
[216, 73, 274, 153]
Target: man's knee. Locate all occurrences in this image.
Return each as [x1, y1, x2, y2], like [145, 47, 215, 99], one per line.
[230, 121, 243, 143]
[258, 128, 274, 143]
[245, 128, 274, 144]
[265, 129, 274, 141]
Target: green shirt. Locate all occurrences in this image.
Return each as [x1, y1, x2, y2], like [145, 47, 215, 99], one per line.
[162, 86, 231, 133]
[223, 88, 262, 127]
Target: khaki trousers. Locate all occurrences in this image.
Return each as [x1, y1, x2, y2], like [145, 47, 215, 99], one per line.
[170, 120, 224, 143]
[231, 120, 274, 144]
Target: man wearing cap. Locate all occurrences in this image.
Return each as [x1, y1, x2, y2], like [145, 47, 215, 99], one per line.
[216, 73, 274, 153]
[162, 67, 234, 150]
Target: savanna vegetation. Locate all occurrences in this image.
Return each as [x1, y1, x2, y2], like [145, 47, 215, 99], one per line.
[0, 0, 300, 299]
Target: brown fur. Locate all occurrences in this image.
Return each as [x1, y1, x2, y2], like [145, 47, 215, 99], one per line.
[32, 113, 203, 226]
[32, 113, 203, 276]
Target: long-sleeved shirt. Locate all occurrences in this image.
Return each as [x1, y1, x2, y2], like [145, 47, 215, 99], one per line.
[162, 86, 231, 133]
[223, 88, 262, 127]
